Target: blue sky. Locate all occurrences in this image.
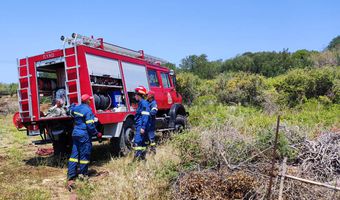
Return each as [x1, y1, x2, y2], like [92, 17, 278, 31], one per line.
[0, 0, 339, 83]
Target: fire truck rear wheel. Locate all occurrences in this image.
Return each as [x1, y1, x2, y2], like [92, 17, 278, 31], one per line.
[174, 115, 186, 133]
[111, 118, 134, 157]
[52, 132, 72, 157]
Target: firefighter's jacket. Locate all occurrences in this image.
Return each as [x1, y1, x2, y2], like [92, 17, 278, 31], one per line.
[134, 99, 150, 130]
[70, 103, 97, 138]
[148, 99, 158, 131]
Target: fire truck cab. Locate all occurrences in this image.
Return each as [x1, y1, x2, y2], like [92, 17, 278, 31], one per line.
[14, 33, 187, 155]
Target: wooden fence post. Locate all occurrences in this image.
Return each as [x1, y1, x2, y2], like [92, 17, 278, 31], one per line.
[266, 115, 280, 199]
[278, 157, 287, 200]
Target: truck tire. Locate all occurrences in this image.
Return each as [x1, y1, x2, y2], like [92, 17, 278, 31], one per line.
[174, 115, 186, 133]
[111, 118, 135, 157]
[52, 131, 72, 157]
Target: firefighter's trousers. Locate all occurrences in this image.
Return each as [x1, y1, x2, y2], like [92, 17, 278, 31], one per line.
[133, 126, 147, 159]
[67, 135, 92, 180]
[148, 129, 156, 147]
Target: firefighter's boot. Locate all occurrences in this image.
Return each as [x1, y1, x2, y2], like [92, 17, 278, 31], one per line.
[66, 179, 76, 192]
[150, 141, 156, 155]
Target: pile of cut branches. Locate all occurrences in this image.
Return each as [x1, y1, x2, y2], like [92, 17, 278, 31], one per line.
[296, 131, 340, 182]
[172, 125, 340, 200]
[172, 169, 257, 200]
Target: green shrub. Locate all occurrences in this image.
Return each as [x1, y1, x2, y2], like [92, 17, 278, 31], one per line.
[318, 95, 332, 105]
[188, 103, 228, 128]
[155, 160, 179, 181]
[274, 67, 339, 107]
[192, 95, 217, 106]
[283, 99, 340, 130]
[196, 79, 217, 96]
[221, 139, 254, 163]
[256, 128, 297, 160]
[215, 72, 267, 107]
[176, 72, 202, 105]
[333, 78, 340, 103]
[173, 131, 203, 168]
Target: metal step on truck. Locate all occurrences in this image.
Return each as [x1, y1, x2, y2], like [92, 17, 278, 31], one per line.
[13, 33, 188, 156]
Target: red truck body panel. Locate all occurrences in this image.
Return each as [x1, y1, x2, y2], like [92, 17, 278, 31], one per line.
[17, 41, 182, 126]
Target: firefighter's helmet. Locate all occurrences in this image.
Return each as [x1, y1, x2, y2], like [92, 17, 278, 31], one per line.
[81, 94, 93, 102]
[135, 86, 147, 95]
[147, 90, 155, 98]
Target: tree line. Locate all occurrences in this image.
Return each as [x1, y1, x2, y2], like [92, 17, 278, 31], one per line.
[0, 83, 18, 97]
[174, 36, 340, 108]
[175, 35, 340, 79]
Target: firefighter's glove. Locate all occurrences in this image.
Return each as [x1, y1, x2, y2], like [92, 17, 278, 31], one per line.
[97, 132, 103, 143]
[140, 128, 145, 135]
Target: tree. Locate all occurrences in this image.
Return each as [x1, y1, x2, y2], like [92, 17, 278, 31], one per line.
[179, 54, 221, 79]
[291, 49, 314, 68]
[327, 35, 340, 50]
[221, 49, 316, 77]
[8, 83, 18, 96]
[0, 83, 18, 96]
[164, 62, 177, 71]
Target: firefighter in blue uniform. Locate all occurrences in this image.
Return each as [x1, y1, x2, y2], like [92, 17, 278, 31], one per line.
[67, 94, 102, 190]
[133, 86, 150, 161]
[147, 90, 158, 154]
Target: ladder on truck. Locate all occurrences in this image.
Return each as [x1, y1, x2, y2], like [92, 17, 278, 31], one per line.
[62, 36, 81, 106]
[62, 33, 168, 65]
[17, 57, 34, 121]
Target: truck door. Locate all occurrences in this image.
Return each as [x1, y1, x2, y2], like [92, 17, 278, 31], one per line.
[147, 69, 163, 107]
[160, 72, 174, 109]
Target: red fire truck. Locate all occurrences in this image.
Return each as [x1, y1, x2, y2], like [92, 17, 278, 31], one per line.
[13, 33, 187, 155]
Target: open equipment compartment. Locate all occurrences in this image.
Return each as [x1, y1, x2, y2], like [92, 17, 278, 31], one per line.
[86, 54, 126, 113]
[35, 58, 67, 117]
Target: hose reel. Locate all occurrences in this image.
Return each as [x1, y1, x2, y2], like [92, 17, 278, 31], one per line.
[94, 94, 112, 110]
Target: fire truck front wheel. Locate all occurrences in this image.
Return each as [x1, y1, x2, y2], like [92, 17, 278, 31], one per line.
[111, 117, 135, 157]
[175, 115, 186, 133]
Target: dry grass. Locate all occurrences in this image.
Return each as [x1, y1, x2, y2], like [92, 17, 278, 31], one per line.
[0, 115, 66, 199]
[0, 95, 18, 115]
[0, 115, 180, 200]
[94, 144, 179, 200]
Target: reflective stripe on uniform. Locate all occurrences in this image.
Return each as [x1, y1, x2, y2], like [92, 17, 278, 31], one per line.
[69, 158, 78, 163]
[79, 160, 90, 164]
[86, 119, 94, 124]
[73, 112, 84, 117]
[151, 107, 158, 111]
[150, 142, 156, 146]
[141, 111, 150, 115]
[133, 146, 147, 151]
